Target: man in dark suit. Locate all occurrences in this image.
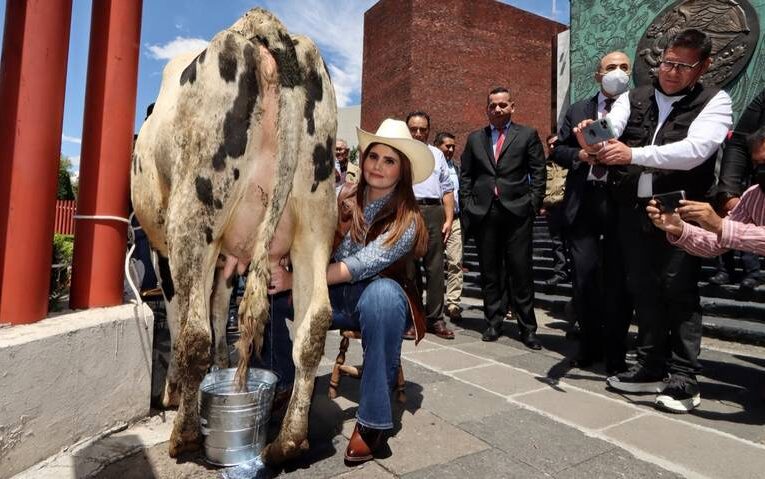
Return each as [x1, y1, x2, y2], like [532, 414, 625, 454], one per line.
[459, 86, 546, 348]
[551, 51, 633, 374]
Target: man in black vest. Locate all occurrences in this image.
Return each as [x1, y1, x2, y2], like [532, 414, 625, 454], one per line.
[574, 29, 732, 413]
[459, 87, 546, 348]
[551, 51, 633, 374]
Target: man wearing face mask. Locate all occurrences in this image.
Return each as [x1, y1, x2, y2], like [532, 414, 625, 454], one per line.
[550, 51, 633, 374]
[647, 125, 765, 271]
[575, 29, 733, 413]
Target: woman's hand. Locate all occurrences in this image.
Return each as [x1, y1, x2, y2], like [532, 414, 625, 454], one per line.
[677, 200, 723, 235]
[268, 260, 293, 294]
[646, 199, 684, 236]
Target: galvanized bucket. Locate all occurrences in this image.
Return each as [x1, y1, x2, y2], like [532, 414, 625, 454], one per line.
[199, 367, 278, 466]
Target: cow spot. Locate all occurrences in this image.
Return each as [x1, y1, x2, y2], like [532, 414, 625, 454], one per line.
[265, 31, 302, 88]
[219, 34, 238, 83]
[214, 198, 223, 209]
[199, 48, 207, 63]
[303, 67, 323, 136]
[233, 168, 240, 180]
[204, 227, 213, 244]
[157, 255, 175, 302]
[311, 135, 334, 192]
[195, 176, 215, 207]
[211, 43, 260, 172]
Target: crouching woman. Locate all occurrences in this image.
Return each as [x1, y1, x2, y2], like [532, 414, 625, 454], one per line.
[264, 118, 433, 464]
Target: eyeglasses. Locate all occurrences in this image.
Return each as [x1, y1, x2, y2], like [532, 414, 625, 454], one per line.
[658, 59, 700, 73]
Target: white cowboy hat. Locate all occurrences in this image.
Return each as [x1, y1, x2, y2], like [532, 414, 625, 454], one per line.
[357, 118, 435, 184]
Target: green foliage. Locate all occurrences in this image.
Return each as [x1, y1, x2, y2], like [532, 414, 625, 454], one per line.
[52, 234, 74, 265]
[349, 146, 359, 165]
[58, 155, 75, 200]
[50, 234, 74, 309]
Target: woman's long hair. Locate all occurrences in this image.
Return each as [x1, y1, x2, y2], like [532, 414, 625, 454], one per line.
[348, 142, 428, 258]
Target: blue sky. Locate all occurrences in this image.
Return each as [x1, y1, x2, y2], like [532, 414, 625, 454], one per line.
[0, 0, 569, 172]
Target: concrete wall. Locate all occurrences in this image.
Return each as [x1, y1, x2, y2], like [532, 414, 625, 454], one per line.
[337, 105, 361, 148]
[0, 304, 154, 478]
[362, 0, 566, 159]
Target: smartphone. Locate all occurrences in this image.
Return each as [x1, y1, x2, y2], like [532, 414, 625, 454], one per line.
[582, 117, 615, 145]
[652, 190, 686, 213]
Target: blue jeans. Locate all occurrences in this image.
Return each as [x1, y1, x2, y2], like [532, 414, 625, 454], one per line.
[252, 277, 410, 430]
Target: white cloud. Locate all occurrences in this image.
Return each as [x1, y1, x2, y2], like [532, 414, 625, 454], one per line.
[146, 36, 209, 61]
[62, 134, 81, 145]
[261, 0, 375, 107]
[69, 155, 81, 173]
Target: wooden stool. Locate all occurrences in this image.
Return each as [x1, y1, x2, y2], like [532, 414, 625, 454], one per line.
[328, 330, 406, 403]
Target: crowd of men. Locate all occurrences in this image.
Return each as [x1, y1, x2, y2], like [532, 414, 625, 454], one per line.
[332, 27, 765, 415]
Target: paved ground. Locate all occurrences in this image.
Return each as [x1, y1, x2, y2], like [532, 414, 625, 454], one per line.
[17, 302, 765, 478]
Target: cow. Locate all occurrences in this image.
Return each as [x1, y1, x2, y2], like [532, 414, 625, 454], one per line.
[131, 8, 337, 463]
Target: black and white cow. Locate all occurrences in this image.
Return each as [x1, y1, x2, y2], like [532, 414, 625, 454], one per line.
[131, 8, 337, 463]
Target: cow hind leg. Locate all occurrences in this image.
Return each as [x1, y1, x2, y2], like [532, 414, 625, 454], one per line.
[167, 250, 217, 458]
[262, 206, 333, 464]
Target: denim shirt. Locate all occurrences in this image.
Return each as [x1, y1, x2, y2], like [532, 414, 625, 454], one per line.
[334, 193, 416, 283]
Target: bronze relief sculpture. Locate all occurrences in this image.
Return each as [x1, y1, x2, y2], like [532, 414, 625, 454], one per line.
[635, 0, 759, 89]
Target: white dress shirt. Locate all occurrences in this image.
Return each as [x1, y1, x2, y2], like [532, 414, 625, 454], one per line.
[608, 88, 732, 197]
[413, 144, 454, 200]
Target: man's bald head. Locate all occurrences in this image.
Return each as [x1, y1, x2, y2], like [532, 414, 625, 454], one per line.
[595, 51, 631, 79]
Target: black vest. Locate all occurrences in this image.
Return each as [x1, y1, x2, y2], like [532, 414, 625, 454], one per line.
[609, 83, 720, 203]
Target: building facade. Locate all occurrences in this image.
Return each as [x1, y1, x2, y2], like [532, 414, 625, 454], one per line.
[361, 0, 566, 158]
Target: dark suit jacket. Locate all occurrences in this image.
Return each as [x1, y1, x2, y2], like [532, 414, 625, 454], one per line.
[549, 94, 599, 225]
[717, 88, 765, 200]
[459, 123, 546, 234]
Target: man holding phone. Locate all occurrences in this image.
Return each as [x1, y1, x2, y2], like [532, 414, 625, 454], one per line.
[550, 51, 633, 374]
[574, 29, 733, 413]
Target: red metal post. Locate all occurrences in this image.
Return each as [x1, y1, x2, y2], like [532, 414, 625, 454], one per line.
[69, 0, 143, 309]
[0, 0, 73, 324]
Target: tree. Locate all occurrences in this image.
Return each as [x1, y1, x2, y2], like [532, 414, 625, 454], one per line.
[57, 155, 75, 200]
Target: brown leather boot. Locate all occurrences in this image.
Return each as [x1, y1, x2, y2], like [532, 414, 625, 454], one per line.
[344, 422, 384, 464]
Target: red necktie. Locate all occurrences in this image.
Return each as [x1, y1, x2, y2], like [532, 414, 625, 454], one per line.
[494, 127, 505, 197]
[494, 127, 505, 162]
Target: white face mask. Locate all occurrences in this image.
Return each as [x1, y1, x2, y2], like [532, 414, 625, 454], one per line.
[601, 69, 630, 96]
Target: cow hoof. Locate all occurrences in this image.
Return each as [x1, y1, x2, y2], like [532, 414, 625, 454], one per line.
[261, 438, 309, 465]
[168, 428, 202, 458]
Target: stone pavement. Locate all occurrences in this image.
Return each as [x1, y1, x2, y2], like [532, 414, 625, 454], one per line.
[16, 303, 765, 479]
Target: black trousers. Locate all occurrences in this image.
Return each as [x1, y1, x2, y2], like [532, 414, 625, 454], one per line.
[567, 183, 631, 367]
[415, 204, 446, 324]
[619, 202, 703, 378]
[715, 250, 762, 279]
[473, 200, 537, 333]
[546, 204, 571, 280]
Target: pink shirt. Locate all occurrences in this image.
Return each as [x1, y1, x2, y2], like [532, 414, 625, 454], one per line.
[668, 185, 765, 257]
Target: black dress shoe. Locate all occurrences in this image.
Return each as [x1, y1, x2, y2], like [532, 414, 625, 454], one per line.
[545, 275, 567, 286]
[708, 271, 730, 286]
[740, 276, 760, 291]
[482, 326, 501, 342]
[520, 331, 542, 350]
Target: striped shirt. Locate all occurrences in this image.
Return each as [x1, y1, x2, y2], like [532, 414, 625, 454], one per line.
[669, 184, 765, 257]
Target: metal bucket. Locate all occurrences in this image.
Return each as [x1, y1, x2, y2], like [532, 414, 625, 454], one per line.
[199, 367, 278, 466]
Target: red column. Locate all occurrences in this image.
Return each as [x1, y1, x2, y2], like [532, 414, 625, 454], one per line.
[69, 0, 143, 309]
[0, 0, 73, 325]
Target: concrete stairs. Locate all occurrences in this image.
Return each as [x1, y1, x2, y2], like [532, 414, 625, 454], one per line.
[459, 216, 765, 344]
